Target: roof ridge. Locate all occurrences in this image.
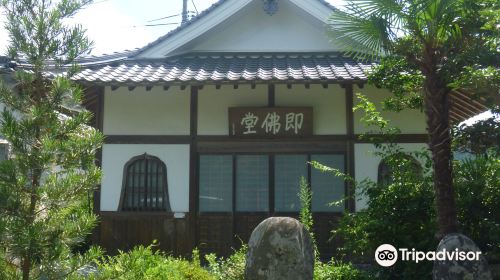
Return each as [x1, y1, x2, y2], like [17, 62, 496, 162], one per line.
[131, 0, 336, 58]
[132, 0, 228, 58]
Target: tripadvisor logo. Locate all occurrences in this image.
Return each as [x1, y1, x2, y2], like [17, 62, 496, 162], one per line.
[375, 244, 398, 267]
[374, 244, 482, 267]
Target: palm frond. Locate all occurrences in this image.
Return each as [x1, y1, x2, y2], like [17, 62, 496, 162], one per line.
[328, 9, 393, 60]
[349, 0, 406, 17]
[349, 0, 409, 32]
[415, 0, 465, 46]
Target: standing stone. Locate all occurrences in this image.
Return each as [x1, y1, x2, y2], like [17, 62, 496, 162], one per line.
[245, 217, 314, 280]
[433, 233, 492, 280]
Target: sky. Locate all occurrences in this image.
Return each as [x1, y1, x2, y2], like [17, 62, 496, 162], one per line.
[0, 0, 346, 56]
[0, 0, 494, 123]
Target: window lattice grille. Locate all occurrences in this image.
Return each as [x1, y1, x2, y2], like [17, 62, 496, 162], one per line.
[120, 154, 171, 212]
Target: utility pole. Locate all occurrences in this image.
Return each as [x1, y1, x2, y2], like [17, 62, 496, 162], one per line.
[182, 0, 188, 24]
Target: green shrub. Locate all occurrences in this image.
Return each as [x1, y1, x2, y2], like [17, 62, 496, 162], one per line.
[298, 176, 320, 259]
[455, 153, 500, 262]
[314, 261, 373, 280]
[0, 250, 19, 280]
[334, 148, 437, 280]
[205, 245, 247, 280]
[84, 245, 214, 280]
[331, 147, 500, 279]
[203, 242, 374, 280]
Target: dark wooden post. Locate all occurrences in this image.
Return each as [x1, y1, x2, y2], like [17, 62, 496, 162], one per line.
[188, 85, 199, 256]
[344, 83, 356, 212]
[82, 85, 105, 245]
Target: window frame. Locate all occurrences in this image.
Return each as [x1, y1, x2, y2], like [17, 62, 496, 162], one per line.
[377, 154, 423, 186]
[0, 142, 8, 161]
[197, 151, 347, 215]
[119, 153, 171, 212]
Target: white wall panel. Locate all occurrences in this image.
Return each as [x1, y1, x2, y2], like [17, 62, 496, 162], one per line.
[354, 86, 427, 134]
[103, 86, 190, 135]
[198, 84, 268, 135]
[276, 84, 346, 134]
[187, 0, 338, 53]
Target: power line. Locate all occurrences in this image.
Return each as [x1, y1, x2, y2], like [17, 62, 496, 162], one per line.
[146, 11, 196, 23]
[126, 22, 181, 28]
[147, 13, 181, 23]
[191, 0, 199, 15]
[144, 22, 181, 27]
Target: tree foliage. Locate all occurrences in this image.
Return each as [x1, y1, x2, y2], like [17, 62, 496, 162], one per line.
[0, 0, 103, 279]
[326, 95, 499, 279]
[329, 0, 499, 236]
[453, 116, 500, 155]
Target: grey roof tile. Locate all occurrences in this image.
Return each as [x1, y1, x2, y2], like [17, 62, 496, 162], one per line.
[72, 53, 374, 84]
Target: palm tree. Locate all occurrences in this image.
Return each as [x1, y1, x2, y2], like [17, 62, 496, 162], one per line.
[328, 0, 498, 236]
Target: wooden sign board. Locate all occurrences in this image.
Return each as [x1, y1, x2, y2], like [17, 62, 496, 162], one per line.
[228, 107, 313, 138]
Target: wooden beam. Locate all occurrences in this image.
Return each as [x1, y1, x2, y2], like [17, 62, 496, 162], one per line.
[345, 84, 354, 139]
[268, 84, 275, 107]
[91, 86, 104, 245]
[354, 134, 429, 143]
[269, 156, 275, 216]
[104, 135, 191, 144]
[345, 84, 355, 212]
[451, 99, 480, 118]
[449, 110, 465, 123]
[197, 140, 348, 153]
[189, 85, 199, 254]
[196, 134, 428, 143]
[454, 89, 490, 109]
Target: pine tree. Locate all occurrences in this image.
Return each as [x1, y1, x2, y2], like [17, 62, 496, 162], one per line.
[0, 1, 103, 279]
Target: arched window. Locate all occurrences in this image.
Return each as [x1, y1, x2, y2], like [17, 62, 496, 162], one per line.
[119, 153, 171, 212]
[0, 141, 8, 161]
[378, 154, 423, 186]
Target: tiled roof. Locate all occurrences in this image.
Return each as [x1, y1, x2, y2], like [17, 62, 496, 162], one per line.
[73, 53, 375, 85]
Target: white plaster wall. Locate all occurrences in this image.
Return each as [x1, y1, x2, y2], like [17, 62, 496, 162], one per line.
[101, 144, 190, 212]
[354, 143, 427, 211]
[354, 86, 427, 134]
[198, 84, 268, 135]
[185, 0, 338, 53]
[103, 86, 190, 135]
[276, 84, 346, 134]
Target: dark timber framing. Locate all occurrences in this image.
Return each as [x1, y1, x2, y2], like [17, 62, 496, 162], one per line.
[95, 81, 431, 258]
[268, 84, 275, 107]
[103, 134, 428, 145]
[189, 85, 198, 255]
[83, 85, 104, 244]
[345, 84, 356, 212]
[90, 86, 105, 214]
